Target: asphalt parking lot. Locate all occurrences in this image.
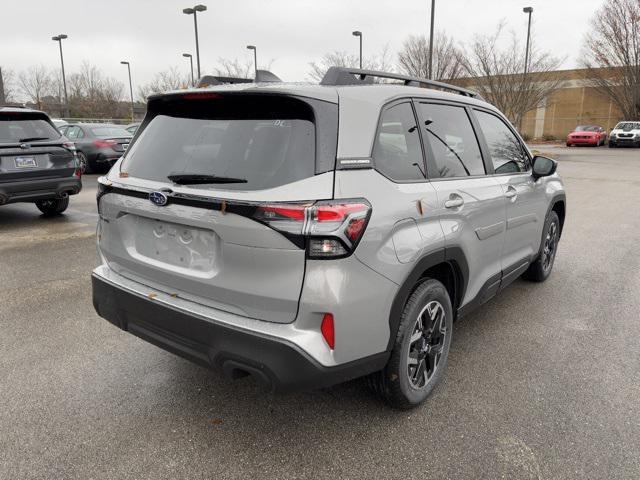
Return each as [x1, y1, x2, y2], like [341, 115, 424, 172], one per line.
[1, 146, 639, 480]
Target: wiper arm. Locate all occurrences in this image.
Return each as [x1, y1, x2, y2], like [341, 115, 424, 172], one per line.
[18, 137, 51, 143]
[167, 173, 248, 185]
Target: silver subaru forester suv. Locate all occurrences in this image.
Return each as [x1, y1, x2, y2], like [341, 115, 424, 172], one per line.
[92, 67, 566, 409]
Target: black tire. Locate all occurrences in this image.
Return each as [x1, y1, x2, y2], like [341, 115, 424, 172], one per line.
[608, 142, 615, 148]
[35, 196, 69, 216]
[522, 210, 560, 282]
[369, 279, 453, 409]
[77, 152, 90, 174]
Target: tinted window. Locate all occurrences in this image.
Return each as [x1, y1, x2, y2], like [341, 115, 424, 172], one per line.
[90, 126, 131, 138]
[475, 110, 530, 174]
[122, 115, 315, 191]
[0, 115, 61, 143]
[418, 103, 484, 178]
[65, 126, 79, 139]
[372, 102, 425, 181]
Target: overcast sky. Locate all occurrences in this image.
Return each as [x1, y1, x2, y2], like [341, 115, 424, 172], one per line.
[2, 0, 604, 92]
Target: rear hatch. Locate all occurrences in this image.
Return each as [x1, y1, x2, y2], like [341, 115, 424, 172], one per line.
[97, 91, 339, 323]
[0, 111, 75, 182]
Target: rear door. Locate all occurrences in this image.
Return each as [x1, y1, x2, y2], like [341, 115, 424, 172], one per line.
[472, 109, 546, 282]
[97, 92, 338, 323]
[415, 101, 507, 306]
[0, 111, 75, 182]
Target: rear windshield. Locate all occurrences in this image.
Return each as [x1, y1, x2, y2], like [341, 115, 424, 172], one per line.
[122, 95, 317, 191]
[0, 114, 61, 143]
[91, 126, 131, 138]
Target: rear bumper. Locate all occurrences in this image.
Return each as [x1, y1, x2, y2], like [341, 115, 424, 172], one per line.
[0, 175, 81, 204]
[91, 272, 389, 392]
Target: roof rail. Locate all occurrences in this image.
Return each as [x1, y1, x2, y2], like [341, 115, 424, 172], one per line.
[320, 67, 480, 99]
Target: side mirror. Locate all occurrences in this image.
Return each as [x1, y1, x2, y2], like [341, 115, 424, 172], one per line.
[532, 155, 557, 179]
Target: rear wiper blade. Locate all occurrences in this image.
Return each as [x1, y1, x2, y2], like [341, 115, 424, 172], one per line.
[18, 137, 51, 142]
[167, 173, 248, 185]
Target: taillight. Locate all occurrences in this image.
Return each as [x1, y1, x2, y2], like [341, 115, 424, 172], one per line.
[253, 199, 371, 259]
[93, 139, 117, 148]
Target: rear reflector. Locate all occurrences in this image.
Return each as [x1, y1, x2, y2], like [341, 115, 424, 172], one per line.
[321, 313, 335, 349]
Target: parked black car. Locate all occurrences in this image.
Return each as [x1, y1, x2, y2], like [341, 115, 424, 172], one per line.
[0, 106, 81, 215]
[59, 123, 132, 173]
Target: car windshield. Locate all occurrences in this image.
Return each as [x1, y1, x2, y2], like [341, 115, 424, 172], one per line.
[90, 126, 131, 138]
[575, 125, 599, 132]
[615, 122, 640, 130]
[0, 115, 61, 143]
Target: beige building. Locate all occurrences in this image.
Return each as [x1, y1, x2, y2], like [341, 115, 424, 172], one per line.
[519, 68, 624, 139]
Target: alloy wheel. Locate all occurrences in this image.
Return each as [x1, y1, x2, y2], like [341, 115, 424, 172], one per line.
[542, 221, 558, 271]
[406, 300, 447, 389]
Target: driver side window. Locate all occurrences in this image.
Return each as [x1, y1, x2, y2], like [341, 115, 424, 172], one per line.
[474, 110, 530, 174]
[372, 102, 426, 182]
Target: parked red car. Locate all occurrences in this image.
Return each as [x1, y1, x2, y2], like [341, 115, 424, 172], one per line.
[566, 125, 607, 147]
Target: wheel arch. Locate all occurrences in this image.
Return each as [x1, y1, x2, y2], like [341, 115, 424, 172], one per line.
[386, 247, 469, 351]
[551, 196, 566, 237]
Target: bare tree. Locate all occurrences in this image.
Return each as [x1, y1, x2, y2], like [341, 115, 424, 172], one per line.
[398, 32, 464, 81]
[1, 66, 16, 103]
[66, 62, 125, 118]
[213, 58, 254, 79]
[138, 67, 190, 102]
[460, 23, 563, 129]
[582, 0, 640, 119]
[18, 65, 52, 109]
[307, 46, 394, 82]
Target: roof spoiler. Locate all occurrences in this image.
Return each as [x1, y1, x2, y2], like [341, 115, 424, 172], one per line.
[196, 75, 252, 87]
[195, 69, 282, 88]
[320, 66, 481, 99]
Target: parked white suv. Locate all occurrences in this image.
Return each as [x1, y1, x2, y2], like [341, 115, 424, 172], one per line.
[92, 68, 566, 409]
[609, 121, 640, 148]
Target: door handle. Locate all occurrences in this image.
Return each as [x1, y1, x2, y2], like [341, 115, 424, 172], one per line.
[505, 186, 518, 200]
[444, 195, 464, 209]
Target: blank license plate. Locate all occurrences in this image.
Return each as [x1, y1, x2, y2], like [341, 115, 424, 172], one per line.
[14, 156, 37, 168]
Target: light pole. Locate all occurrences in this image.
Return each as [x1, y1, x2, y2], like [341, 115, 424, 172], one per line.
[183, 4, 207, 79]
[246, 45, 257, 79]
[428, 0, 435, 79]
[523, 7, 533, 77]
[352, 31, 362, 69]
[120, 61, 134, 122]
[183, 53, 194, 86]
[52, 34, 69, 117]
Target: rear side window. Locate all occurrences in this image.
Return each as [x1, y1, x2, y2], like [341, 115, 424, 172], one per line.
[122, 95, 320, 191]
[474, 110, 530, 174]
[418, 103, 485, 178]
[372, 102, 425, 182]
[0, 114, 60, 143]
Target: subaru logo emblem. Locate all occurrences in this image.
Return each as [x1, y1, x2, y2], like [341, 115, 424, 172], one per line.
[149, 191, 168, 206]
[20, 143, 30, 149]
